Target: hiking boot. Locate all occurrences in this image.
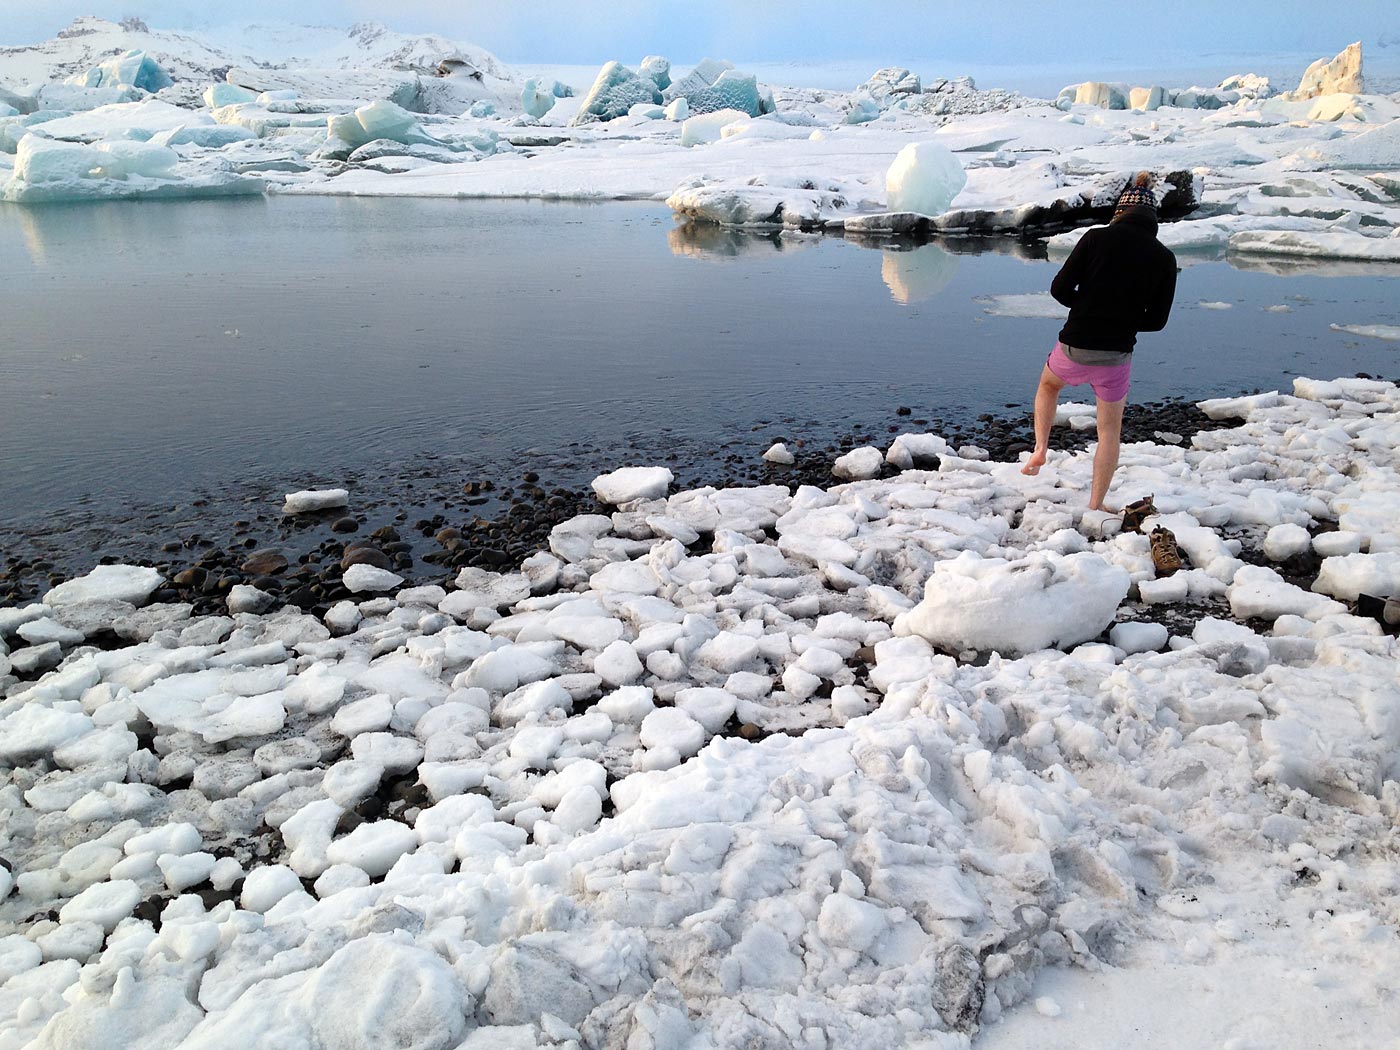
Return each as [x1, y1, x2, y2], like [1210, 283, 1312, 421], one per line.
[1150, 526, 1182, 577]
[1121, 495, 1156, 534]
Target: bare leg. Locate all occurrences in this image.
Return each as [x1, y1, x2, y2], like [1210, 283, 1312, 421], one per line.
[1089, 396, 1125, 510]
[1022, 364, 1067, 476]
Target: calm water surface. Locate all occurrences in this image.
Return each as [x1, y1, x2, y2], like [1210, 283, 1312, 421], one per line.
[1, 197, 1397, 526]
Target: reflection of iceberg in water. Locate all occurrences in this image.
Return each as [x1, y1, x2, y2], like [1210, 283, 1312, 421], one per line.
[880, 243, 958, 305]
[668, 221, 820, 260]
[1226, 255, 1400, 279]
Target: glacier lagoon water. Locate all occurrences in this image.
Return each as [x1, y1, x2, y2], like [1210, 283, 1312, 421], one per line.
[1, 196, 1397, 528]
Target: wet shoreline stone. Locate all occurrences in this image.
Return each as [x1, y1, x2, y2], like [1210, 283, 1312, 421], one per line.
[0, 391, 1308, 622]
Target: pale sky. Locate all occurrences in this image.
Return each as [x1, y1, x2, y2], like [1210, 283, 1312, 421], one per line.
[3, 1, 1397, 73]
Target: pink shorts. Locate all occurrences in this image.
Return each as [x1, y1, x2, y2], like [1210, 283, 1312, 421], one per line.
[1046, 343, 1131, 403]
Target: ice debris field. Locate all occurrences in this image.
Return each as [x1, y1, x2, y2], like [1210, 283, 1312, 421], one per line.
[5, 371, 1400, 1047]
[5, 17, 1400, 1050]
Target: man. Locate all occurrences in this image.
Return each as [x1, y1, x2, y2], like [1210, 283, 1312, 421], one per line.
[1020, 173, 1178, 512]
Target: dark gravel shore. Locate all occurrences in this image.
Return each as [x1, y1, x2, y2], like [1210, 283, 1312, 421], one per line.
[0, 394, 1247, 617]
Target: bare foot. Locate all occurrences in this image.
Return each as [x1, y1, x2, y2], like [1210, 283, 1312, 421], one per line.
[1020, 449, 1048, 476]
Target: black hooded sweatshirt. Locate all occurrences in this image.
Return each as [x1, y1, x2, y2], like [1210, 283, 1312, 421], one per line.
[1050, 209, 1178, 353]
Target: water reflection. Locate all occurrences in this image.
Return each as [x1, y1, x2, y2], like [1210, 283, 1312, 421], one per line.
[667, 221, 819, 259]
[879, 243, 959, 305]
[668, 219, 965, 304]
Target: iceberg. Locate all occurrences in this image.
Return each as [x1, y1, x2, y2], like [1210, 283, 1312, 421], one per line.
[640, 56, 672, 92]
[571, 62, 662, 125]
[35, 83, 142, 112]
[150, 124, 257, 148]
[26, 100, 209, 143]
[885, 141, 967, 217]
[1290, 42, 1363, 99]
[679, 108, 750, 148]
[663, 58, 732, 103]
[520, 78, 556, 119]
[202, 83, 259, 109]
[3, 132, 264, 205]
[685, 70, 765, 117]
[65, 49, 173, 94]
[845, 97, 881, 124]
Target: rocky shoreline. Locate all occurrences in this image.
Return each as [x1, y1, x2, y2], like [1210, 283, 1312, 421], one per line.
[1, 393, 1245, 628]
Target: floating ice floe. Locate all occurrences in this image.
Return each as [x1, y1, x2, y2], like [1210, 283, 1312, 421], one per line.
[975, 292, 1068, 318]
[282, 488, 349, 514]
[1331, 323, 1400, 341]
[2, 132, 263, 203]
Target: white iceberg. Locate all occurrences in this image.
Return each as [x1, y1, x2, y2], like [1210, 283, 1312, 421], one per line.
[3, 133, 263, 204]
[885, 141, 967, 217]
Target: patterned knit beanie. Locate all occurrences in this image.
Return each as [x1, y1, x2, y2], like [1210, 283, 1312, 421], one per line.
[1114, 171, 1157, 214]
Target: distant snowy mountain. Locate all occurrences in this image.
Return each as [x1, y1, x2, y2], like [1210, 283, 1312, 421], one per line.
[0, 16, 514, 102]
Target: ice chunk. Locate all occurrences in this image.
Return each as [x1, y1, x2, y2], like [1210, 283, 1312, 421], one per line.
[0, 705, 95, 763]
[1228, 230, 1400, 262]
[66, 50, 173, 93]
[30, 100, 206, 142]
[763, 442, 795, 465]
[572, 62, 662, 126]
[343, 564, 404, 594]
[977, 293, 1067, 319]
[591, 466, 673, 504]
[150, 124, 256, 148]
[284, 488, 348, 515]
[886, 142, 967, 217]
[240, 864, 304, 912]
[832, 446, 884, 481]
[665, 59, 734, 102]
[685, 70, 764, 117]
[818, 892, 887, 952]
[1229, 565, 1344, 621]
[520, 78, 556, 119]
[1263, 523, 1312, 561]
[57, 880, 140, 932]
[325, 820, 418, 878]
[896, 550, 1129, 656]
[44, 564, 161, 607]
[203, 83, 259, 108]
[1313, 552, 1400, 602]
[1109, 621, 1168, 654]
[664, 97, 689, 121]
[179, 936, 469, 1050]
[640, 56, 672, 91]
[1330, 323, 1400, 341]
[1292, 42, 1363, 99]
[680, 108, 749, 147]
[639, 707, 706, 757]
[3, 132, 262, 204]
[348, 100, 416, 144]
[846, 97, 881, 124]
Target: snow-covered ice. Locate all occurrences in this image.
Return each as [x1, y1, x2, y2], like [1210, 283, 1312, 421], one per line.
[5, 369, 1400, 1046]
